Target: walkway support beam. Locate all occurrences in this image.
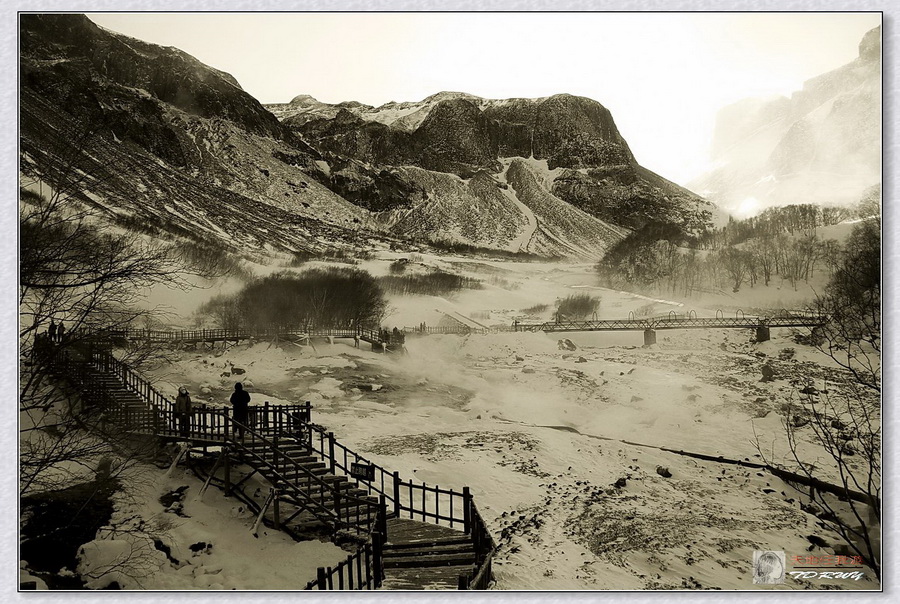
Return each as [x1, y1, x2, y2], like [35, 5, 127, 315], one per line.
[643, 328, 657, 347]
[756, 325, 771, 342]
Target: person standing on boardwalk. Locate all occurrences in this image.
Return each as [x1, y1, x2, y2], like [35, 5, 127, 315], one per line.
[174, 386, 193, 437]
[48, 320, 57, 343]
[230, 382, 250, 442]
[56, 322, 66, 343]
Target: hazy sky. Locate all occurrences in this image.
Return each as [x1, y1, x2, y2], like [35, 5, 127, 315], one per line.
[87, 12, 881, 185]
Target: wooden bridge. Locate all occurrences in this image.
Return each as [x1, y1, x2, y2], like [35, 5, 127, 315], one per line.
[92, 326, 406, 353]
[50, 348, 494, 590]
[82, 309, 826, 352]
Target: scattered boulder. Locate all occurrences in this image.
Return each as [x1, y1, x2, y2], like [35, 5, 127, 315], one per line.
[760, 363, 776, 382]
[613, 477, 627, 489]
[557, 339, 577, 351]
[576, 356, 587, 363]
[656, 466, 672, 478]
[516, 356, 525, 362]
[231, 367, 246, 376]
[522, 367, 535, 374]
[799, 385, 818, 396]
[806, 535, 830, 549]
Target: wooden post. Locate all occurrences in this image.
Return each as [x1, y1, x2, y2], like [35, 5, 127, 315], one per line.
[316, 567, 327, 590]
[264, 401, 269, 429]
[328, 432, 336, 473]
[379, 495, 388, 543]
[372, 531, 383, 588]
[463, 486, 472, 534]
[458, 573, 468, 590]
[393, 471, 401, 516]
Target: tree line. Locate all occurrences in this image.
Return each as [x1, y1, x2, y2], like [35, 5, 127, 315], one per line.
[596, 195, 878, 296]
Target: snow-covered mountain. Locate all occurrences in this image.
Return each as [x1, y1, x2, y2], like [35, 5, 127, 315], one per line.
[20, 14, 710, 260]
[266, 91, 711, 253]
[691, 26, 881, 215]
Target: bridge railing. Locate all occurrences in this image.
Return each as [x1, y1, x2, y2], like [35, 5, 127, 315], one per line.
[226, 416, 381, 536]
[458, 497, 496, 590]
[305, 540, 383, 591]
[282, 405, 495, 590]
[393, 479, 470, 531]
[272, 409, 397, 509]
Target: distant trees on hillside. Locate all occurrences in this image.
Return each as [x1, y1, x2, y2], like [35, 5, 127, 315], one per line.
[199, 268, 387, 330]
[595, 198, 874, 296]
[377, 270, 482, 297]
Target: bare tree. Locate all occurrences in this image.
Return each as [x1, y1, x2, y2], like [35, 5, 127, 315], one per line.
[754, 215, 881, 580]
[20, 166, 188, 495]
[776, 388, 881, 581]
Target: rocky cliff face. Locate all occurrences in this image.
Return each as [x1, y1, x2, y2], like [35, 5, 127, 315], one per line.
[271, 92, 709, 241]
[691, 25, 881, 213]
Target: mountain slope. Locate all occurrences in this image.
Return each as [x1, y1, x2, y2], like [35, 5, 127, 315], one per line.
[20, 14, 373, 255]
[270, 92, 711, 241]
[21, 14, 708, 260]
[690, 25, 881, 213]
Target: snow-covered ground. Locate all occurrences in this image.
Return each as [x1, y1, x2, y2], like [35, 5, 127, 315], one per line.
[125, 256, 881, 590]
[21, 456, 349, 590]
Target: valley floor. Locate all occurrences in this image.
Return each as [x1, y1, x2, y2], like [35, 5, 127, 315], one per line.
[139, 325, 878, 590]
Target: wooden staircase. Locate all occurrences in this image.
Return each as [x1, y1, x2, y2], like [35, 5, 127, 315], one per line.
[381, 518, 476, 589]
[53, 348, 494, 590]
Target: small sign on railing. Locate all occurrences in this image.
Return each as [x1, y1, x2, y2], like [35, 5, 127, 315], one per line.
[350, 462, 375, 481]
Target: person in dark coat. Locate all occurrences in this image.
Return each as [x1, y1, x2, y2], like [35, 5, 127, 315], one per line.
[174, 386, 193, 437]
[230, 382, 250, 442]
[48, 320, 57, 343]
[57, 322, 66, 343]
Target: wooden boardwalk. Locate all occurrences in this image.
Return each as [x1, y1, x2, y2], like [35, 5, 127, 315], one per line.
[52, 348, 493, 590]
[382, 518, 476, 590]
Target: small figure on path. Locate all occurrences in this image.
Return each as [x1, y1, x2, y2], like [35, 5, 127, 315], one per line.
[48, 320, 57, 343]
[175, 386, 193, 437]
[230, 382, 251, 442]
[57, 322, 66, 343]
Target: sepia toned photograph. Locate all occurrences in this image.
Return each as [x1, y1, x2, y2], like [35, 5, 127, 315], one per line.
[17, 9, 883, 592]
